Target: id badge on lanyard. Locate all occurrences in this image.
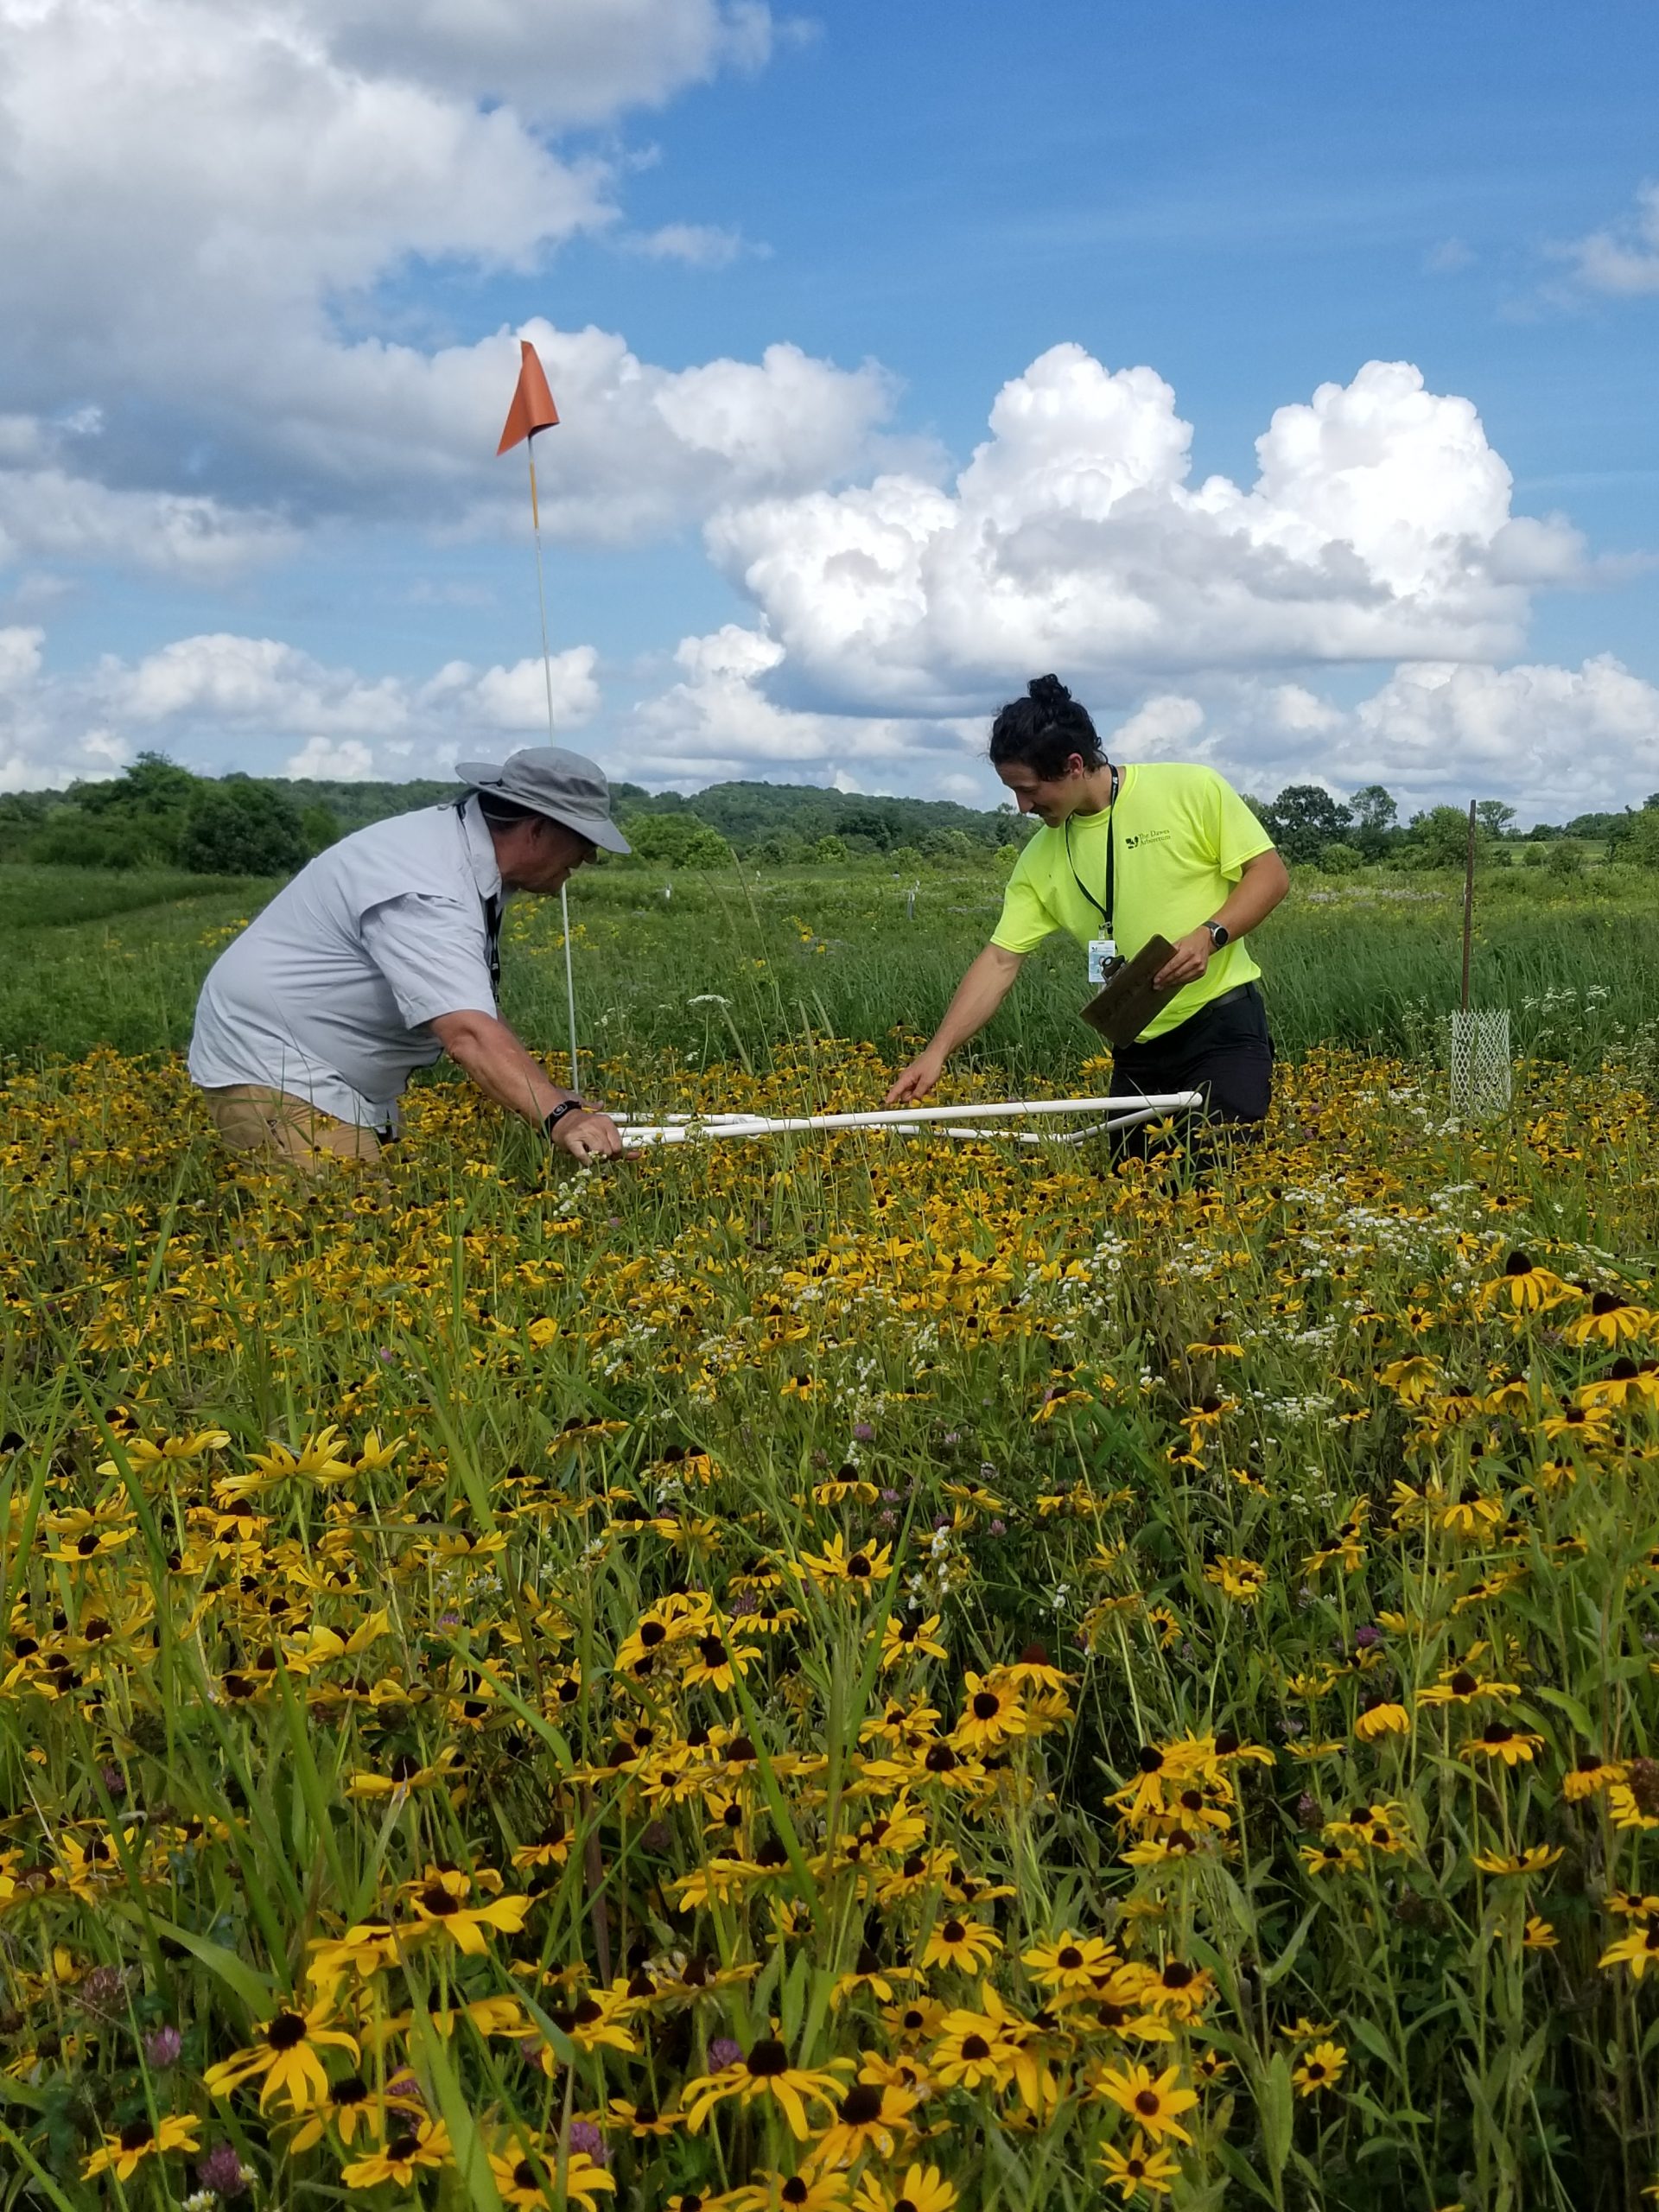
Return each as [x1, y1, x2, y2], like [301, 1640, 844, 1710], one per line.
[1068, 766, 1121, 985]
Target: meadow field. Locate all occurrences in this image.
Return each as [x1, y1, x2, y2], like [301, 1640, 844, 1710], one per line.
[3, 861, 1659, 2210]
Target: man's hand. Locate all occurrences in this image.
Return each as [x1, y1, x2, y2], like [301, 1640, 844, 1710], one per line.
[1153, 929, 1215, 992]
[885, 1050, 945, 1106]
[549, 1108, 624, 1162]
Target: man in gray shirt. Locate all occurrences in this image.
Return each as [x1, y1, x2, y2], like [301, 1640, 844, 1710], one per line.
[189, 747, 627, 1169]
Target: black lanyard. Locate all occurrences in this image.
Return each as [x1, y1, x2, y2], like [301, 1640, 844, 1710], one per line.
[1063, 764, 1121, 934]
[456, 798, 502, 998]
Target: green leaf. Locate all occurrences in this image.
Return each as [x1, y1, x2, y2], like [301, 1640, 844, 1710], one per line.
[153, 1919, 275, 2021]
[410, 2005, 506, 2212]
[1260, 1903, 1320, 1989]
[1259, 2048, 1294, 2183]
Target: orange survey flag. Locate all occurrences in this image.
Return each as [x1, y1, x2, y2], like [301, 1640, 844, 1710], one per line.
[496, 339, 560, 454]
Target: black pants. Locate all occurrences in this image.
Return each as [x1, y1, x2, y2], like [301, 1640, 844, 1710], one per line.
[1111, 982, 1274, 1156]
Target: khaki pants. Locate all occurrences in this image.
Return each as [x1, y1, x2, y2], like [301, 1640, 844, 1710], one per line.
[202, 1086, 385, 1171]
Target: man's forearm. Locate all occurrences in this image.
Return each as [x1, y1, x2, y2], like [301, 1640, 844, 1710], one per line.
[430, 1011, 570, 1128]
[927, 944, 1025, 1059]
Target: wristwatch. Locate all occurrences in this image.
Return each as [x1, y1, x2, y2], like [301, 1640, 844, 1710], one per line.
[1203, 920, 1230, 949]
[543, 1100, 587, 1137]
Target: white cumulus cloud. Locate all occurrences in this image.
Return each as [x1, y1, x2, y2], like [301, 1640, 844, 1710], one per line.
[0, 627, 602, 791]
[0, 0, 884, 566]
[704, 350, 1582, 715]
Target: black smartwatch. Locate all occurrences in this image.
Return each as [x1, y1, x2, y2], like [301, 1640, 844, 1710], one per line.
[543, 1100, 587, 1137]
[1203, 920, 1230, 949]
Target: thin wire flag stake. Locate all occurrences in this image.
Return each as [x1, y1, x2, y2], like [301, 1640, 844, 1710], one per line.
[498, 337, 581, 1093]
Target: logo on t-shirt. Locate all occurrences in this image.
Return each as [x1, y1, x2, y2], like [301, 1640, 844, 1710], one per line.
[1122, 829, 1172, 850]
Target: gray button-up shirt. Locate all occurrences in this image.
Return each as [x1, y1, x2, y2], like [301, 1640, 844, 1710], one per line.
[188, 799, 501, 1130]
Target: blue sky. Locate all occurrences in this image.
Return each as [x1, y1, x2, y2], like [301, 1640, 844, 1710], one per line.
[2, 0, 1657, 819]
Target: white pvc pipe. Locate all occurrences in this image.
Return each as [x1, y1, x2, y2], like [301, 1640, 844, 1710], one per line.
[613, 1092, 1203, 1147]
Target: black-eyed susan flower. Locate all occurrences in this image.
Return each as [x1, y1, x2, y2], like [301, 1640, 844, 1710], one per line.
[1562, 1755, 1626, 1802]
[1599, 1922, 1659, 1980]
[1355, 1701, 1410, 1742]
[1292, 2041, 1347, 2095]
[1022, 1930, 1116, 1993]
[1095, 2062, 1198, 2145]
[401, 1864, 531, 1952]
[919, 1915, 1001, 1974]
[851, 2161, 958, 2212]
[811, 2073, 919, 2164]
[202, 1999, 359, 2113]
[1100, 2133, 1181, 2200]
[928, 2007, 1018, 2093]
[1472, 1845, 1562, 1877]
[82, 2112, 200, 2181]
[683, 2037, 851, 2140]
[1460, 1723, 1545, 1768]
[340, 2117, 453, 2189]
[488, 2139, 615, 2210]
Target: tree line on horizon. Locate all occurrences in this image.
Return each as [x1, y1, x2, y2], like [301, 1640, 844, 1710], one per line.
[1, 753, 1656, 878]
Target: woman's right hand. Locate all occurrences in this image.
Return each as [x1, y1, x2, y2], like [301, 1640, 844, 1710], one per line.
[884, 1051, 944, 1106]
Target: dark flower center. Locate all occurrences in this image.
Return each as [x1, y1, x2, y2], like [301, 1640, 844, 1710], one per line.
[118, 2119, 154, 2151]
[514, 2160, 538, 2189]
[1137, 1746, 1163, 1773]
[747, 2038, 789, 2076]
[840, 2083, 884, 2122]
[942, 1919, 966, 1943]
[265, 2012, 308, 2050]
[1058, 1945, 1084, 1970]
[848, 1553, 873, 1577]
[387, 2132, 420, 2161]
[961, 2033, 990, 2061]
[1162, 1961, 1194, 1988]
[420, 1883, 460, 1915]
[1450, 1670, 1478, 1695]
[972, 1691, 1000, 1719]
[1135, 2088, 1161, 2115]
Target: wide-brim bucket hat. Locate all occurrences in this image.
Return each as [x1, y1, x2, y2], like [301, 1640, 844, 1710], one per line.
[454, 746, 632, 855]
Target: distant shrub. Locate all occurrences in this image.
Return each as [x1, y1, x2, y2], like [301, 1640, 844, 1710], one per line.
[301, 804, 341, 855]
[620, 812, 734, 869]
[1545, 839, 1586, 879]
[29, 817, 155, 870]
[177, 778, 308, 876]
[810, 835, 849, 865]
[1624, 809, 1659, 870]
[1318, 842, 1363, 874]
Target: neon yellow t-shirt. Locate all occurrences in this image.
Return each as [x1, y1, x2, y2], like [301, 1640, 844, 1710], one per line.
[990, 762, 1276, 1040]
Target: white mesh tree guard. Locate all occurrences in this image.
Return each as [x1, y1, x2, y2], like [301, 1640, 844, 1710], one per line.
[1447, 1008, 1512, 1120]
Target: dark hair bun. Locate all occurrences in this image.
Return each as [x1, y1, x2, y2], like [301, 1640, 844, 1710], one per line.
[1027, 674, 1071, 712]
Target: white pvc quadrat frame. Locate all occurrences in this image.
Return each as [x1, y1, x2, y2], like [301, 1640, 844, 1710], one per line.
[613, 1091, 1205, 1148]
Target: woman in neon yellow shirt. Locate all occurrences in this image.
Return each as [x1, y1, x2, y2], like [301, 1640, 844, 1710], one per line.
[886, 676, 1291, 1134]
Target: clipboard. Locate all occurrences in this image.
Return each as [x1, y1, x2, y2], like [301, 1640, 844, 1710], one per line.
[1079, 933, 1179, 1046]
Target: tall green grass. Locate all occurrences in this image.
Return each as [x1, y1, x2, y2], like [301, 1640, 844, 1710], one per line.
[2, 858, 1657, 1082]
